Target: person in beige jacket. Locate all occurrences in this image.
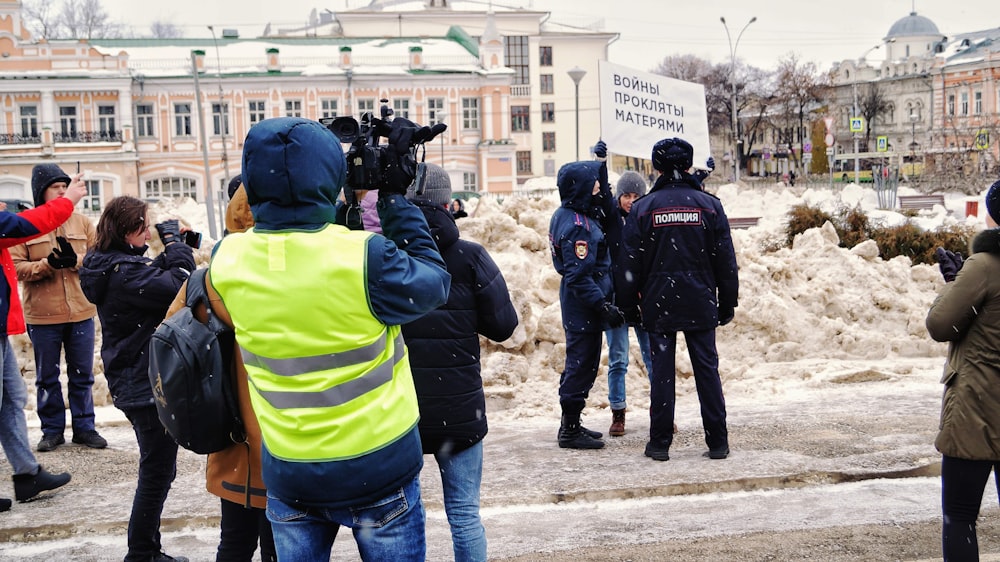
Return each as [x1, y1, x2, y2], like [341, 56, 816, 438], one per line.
[926, 179, 1000, 561]
[11, 164, 106, 452]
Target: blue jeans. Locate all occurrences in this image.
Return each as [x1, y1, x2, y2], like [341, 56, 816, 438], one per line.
[941, 455, 1000, 561]
[0, 337, 40, 476]
[605, 326, 654, 410]
[122, 406, 179, 562]
[28, 320, 97, 437]
[267, 474, 425, 562]
[433, 441, 486, 562]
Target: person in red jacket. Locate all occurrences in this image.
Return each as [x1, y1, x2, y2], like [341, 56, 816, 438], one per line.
[0, 171, 87, 513]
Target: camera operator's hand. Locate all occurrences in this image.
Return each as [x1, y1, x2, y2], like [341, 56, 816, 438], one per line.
[46, 236, 77, 269]
[155, 219, 181, 245]
[380, 118, 422, 196]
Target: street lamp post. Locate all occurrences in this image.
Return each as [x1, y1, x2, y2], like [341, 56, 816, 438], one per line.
[909, 112, 919, 179]
[851, 41, 890, 184]
[720, 16, 756, 183]
[568, 66, 587, 161]
[207, 26, 230, 204]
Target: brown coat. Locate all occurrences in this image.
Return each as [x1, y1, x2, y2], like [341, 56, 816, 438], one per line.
[926, 229, 1000, 461]
[11, 212, 96, 325]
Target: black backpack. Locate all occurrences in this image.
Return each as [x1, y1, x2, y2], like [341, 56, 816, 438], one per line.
[148, 268, 245, 454]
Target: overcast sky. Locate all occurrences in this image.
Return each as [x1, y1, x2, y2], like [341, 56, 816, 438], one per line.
[98, 0, 1000, 72]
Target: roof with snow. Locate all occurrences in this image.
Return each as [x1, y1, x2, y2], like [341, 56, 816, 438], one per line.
[885, 11, 941, 39]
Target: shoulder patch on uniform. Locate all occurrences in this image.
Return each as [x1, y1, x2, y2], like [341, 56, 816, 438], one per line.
[574, 240, 589, 260]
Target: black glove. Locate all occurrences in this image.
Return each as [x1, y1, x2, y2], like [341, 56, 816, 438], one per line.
[46, 236, 77, 269]
[380, 118, 423, 197]
[155, 220, 181, 245]
[594, 140, 607, 160]
[600, 302, 626, 328]
[706, 156, 716, 171]
[622, 305, 642, 326]
[718, 305, 735, 327]
[935, 247, 965, 282]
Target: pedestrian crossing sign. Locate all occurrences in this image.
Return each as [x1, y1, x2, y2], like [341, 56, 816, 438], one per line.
[975, 129, 989, 150]
[876, 136, 888, 152]
[850, 117, 864, 133]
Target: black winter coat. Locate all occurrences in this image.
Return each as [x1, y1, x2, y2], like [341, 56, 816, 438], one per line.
[80, 241, 194, 410]
[616, 173, 739, 332]
[402, 200, 518, 455]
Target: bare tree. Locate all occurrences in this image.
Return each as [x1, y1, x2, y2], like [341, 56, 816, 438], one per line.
[858, 82, 891, 152]
[770, 53, 826, 172]
[150, 20, 184, 39]
[653, 54, 713, 83]
[21, 0, 60, 39]
[58, 0, 122, 39]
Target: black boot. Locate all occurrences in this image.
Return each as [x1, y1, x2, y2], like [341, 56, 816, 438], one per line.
[558, 412, 604, 449]
[13, 466, 71, 502]
[0, 497, 10, 512]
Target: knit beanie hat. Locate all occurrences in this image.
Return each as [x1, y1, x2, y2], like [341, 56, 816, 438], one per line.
[987, 179, 1000, 225]
[651, 137, 694, 173]
[31, 164, 72, 207]
[616, 171, 647, 199]
[227, 174, 243, 200]
[407, 163, 451, 207]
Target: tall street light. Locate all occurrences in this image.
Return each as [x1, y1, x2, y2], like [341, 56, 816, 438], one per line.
[207, 25, 230, 204]
[568, 66, 587, 161]
[720, 16, 756, 183]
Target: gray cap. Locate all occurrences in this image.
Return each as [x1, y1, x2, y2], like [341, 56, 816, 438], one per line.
[406, 163, 451, 207]
[616, 171, 647, 199]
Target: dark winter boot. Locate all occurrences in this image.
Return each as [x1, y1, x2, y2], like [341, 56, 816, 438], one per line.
[13, 466, 71, 502]
[558, 413, 604, 449]
[0, 497, 11, 512]
[609, 408, 626, 437]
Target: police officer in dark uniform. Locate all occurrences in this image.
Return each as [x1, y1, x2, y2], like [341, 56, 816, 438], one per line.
[615, 137, 739, 461]
[548, 142, 625, 450]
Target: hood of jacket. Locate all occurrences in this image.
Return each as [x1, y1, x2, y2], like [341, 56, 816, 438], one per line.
[971, 227, 1000, 255]
[412, 198, 459, 251]
[557, 161, 602, 213]
[241, 117, 346, 231]
[79, 247, 147, 305]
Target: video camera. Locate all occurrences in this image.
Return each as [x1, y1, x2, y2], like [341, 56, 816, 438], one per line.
[321, 99, 447, 229]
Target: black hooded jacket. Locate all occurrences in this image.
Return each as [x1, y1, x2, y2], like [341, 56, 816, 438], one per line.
[401, 199, 518, 454]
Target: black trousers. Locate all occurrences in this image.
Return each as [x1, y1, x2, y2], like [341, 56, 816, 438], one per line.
[122, 406, 178, 561]
[941, 455, 1000, 561]
[558, 330, 602, 414]
[218, 498, 276, 562]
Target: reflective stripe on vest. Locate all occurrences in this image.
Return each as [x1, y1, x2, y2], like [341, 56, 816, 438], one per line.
[209, 226, 420, 462]
[245, 332, 404, 409]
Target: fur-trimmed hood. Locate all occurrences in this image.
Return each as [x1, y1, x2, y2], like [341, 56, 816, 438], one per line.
[971, 227, 1000, 255]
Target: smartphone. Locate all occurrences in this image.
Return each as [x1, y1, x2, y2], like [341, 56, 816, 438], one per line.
[184, 231, 203, 249]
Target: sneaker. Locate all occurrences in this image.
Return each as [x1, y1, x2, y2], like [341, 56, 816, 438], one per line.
[644, 441, 671, 461]
[36, 434, 65, 452]
[152, 552, 189, 562]
[703, 446, 730, 460]
[72, 431, 108, 449]
[13, 466, 71, 502]
[0, 497, 11, 512]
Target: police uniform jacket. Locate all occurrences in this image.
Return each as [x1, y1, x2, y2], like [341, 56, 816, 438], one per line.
[616, 173, 739, 332]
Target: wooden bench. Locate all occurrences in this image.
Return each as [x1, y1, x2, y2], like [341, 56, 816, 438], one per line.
[728, 217, 760, 229]
[898, 194, 945, 211]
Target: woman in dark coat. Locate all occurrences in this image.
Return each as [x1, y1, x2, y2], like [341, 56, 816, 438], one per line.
[80, 196, 194, 562]
[402, 164, 517, 562]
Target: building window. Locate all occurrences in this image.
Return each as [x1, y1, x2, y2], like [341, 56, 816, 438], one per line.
[19, 105, 39, 139]
[961, 92, 969, 115]
[357, 98, 375, 120]
[539, 46, 552, 66]
[516, 150, 532, 174]
[58, 106, 78, 141]
[463, 172, 477, 191]
[392, 99, 410, 120]
[974, 91, 982, 114]
[145, 177, 198, 199]
[541, 102, 555, 123]
[504, 35, 529, 85]
[511, 105, 530, 132]
[249, 100, 266, 126]
[540, 74, 554, 95]
[428, 98, 446, 124]
[542, 131, 556, 152]
[82, 179, 102, 214]
[947, 94, 955, 116]
[174, 103, 192, 136]
[212, 102, 230, 136]
[135, 104, 154, 137]
[462, 97, 479, 129]
[98, 105, 116, 138]
[320, 99, 338, 119]
[285, 100, 302, 117]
